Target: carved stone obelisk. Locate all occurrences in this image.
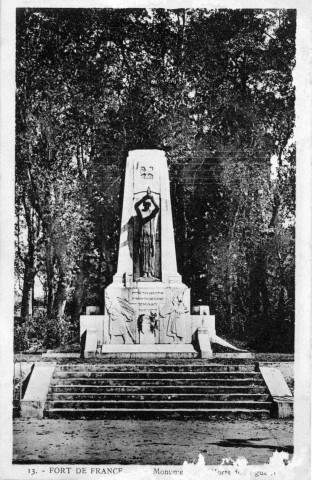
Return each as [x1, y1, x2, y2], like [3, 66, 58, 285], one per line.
[103, 150, 193, 346]
[80, 149, 246, 357]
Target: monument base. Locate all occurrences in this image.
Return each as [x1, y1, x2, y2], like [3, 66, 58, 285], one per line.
[79, 307, 217, 357]
[104, 280, 194, 345]
[101, 343, 197, 358]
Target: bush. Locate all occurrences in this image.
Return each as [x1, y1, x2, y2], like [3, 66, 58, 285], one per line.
[43, 317, 71, 349]
[14, 323, 29, 352]
[14, 313, 72, 352]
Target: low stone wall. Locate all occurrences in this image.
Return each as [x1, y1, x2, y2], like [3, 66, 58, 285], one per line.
[13, 362, 34, 383]
[258, 363, 294, 419]
[258, 362, 294, 393]
[20, 362, 56, 418]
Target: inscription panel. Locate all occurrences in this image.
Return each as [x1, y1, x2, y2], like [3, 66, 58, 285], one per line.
[130, 289, 165, 314]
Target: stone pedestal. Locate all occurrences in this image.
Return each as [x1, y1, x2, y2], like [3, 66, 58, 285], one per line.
[80, 315, 107, 345]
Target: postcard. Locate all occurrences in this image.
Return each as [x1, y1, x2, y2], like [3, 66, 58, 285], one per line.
[0, 1, 311, 479]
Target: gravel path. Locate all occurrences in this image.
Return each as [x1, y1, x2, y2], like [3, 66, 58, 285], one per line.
[13, 418, 293, 465]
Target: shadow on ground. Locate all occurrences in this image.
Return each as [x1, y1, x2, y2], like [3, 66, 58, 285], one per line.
[213, 438, 293, 454]
[13, 418, 294, 465]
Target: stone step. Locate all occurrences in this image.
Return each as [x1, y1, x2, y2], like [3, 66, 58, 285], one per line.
[52, 371, 261, 379]
[55, 364, 256, 372]
[44, 408, 271, 420]
[53, 358, 256, 365]
[47, 393, 271, 401]
[52, 372, 261, 380]
[100, 353, 198, 359]
[50, 385, 268, 394]
[45, 400, 272, 409]
[101, 344, 198, 356]
[50, 378, 264, 386]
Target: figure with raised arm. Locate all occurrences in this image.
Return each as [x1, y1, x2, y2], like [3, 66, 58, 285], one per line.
[135, 187, 160, 279]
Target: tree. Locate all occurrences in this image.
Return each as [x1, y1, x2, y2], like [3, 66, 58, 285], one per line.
[15, 8, 296, 351]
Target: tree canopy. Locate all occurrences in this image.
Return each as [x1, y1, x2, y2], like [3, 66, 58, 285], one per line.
[15, 8, 296, 351]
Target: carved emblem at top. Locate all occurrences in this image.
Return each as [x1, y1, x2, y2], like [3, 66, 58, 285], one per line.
[140, 166, 154, 179]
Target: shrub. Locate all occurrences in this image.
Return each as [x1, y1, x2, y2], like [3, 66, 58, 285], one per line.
[14, 313, 72, 352]
[14, 323, 29, 352]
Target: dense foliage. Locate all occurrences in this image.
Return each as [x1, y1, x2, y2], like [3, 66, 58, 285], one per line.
[14, 313, 72, 351]
[15, 8, 295, 351]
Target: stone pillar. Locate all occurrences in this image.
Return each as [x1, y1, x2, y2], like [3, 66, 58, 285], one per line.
[113, 150, 181, 284]
[197, 327, 213, 359]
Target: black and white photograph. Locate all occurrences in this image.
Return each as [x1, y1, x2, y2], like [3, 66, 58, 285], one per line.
[0, 1, 311, 479]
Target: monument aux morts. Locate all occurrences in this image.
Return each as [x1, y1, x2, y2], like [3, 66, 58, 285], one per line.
[80, 150, 242, 357]
[22, 150, 292, 421]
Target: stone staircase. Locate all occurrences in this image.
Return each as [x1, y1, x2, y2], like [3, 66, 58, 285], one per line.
[44, 362, 273, 419]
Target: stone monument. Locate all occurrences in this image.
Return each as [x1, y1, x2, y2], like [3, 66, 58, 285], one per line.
[103, 149, 193, 348]
[80, 149, 246, 357]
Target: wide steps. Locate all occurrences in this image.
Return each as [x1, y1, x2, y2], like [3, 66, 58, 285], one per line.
[50, 385, 268, 394]
[47, 393, 270, 401]
[45, 408, 271, 420]
[51, 379, 263, 387]
[44, 362, 272, 419]
[56, 364, 255, 372]
[52, 371, 261, 379]
[46, 399, 271, 409]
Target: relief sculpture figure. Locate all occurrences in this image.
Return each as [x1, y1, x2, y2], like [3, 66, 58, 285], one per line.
[160, 290, 189, 343]
[105, 294, 136, 344]
[135, 187, 160, 279]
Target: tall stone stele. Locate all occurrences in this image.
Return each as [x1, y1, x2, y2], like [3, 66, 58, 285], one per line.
[103, 149, 195, 347]
[81, 149, 242, 356]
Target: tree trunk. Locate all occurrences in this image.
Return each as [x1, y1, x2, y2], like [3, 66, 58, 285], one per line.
[71, 270, 85, 327]
[51, 225, 68, 320]
[249, 247, 270, 319]
[52, 271, 67, 319]
[51, 235, 69, 320]
[21, 260, 35, 321]
[46, 240, 55, 317]
[21, 194, 36, 321]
